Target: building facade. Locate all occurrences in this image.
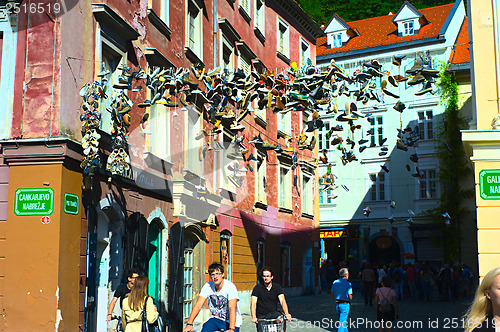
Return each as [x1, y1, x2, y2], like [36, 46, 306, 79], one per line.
[315, 0, 475, 276]
[0, 0, 322, 331]
[462, 0, 500, 279]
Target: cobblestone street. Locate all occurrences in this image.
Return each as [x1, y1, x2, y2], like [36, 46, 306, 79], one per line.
[239, 290, 470, 332]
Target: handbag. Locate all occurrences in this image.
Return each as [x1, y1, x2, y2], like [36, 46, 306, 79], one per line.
[142, 297, 160, 332]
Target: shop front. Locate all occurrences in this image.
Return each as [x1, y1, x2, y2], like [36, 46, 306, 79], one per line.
[320, 226, 361, 276]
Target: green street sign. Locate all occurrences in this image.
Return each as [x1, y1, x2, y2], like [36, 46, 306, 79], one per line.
[14, 188, 54, 216]
[64, 193, 79, 215]
[479, 169, 500, 200]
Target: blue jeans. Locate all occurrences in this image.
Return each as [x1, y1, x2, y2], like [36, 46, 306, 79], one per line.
[335, 302, 350, 332]
[201, 318, 240, 332]
[395, 281, 404, 299]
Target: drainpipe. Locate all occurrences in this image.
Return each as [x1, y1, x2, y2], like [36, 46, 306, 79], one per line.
[213, 0, 217, 192]
[493, 1, 500, 115]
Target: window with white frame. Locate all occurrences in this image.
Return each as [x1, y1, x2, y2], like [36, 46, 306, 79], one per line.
[148, 65, 171, 161]
[187, 0, 202, 58]
[403, 20, 414, 36]
[278, 112, 291, 135]
[279, 165, 292, 208]
[100, 40, 126, 134]
[302, 174, 313, 214]
[368, 115, 384, 147]
[239, 56, 251, 76]
[186, 105, 203, 175]
[331, 33, 342, 48]
[277, 18, 289, 57]
[318, 122, 330, 151]
[221, 132, 238, 191]
[0, 8, 17, 139]
[220, 231, 232, 281]
[300, 38, 310, 67]
[419, 169, 437, 199]
[183, 237, 194, 319]
[221, 36, 234, 72]
[255, 153, 267, 204]
[151, 0, 169, 24]
[369, 172, 386, 201]
[418, 110, 433, 140]
[240, 0, 250, 17]
[255, 0, 265, 35]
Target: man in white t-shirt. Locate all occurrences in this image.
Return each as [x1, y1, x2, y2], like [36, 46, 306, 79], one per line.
[183, 263, 242, 332]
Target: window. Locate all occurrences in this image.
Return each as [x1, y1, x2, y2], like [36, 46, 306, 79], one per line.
[277, 19, 289, 57]
[148, 66, 171, 161]
[278, 112, 291, 135]
[419, 169, 437, 199]
[239, 56, 251, 76]
[403, 20, 414, 36]
[187, 0, 202, 58]
[300, 39, 310, 67]
[100, 40, 126, 134]
[220, 231, 232, 281]
[369, 172, 386, 201]
[280, 243, 291, 287]
[0, 10, 17, 139]
[368, 116, 383, 147]
[318, 122, 330, 151]
[240, 0, 250, 17]
[151, 0, 169, 24]
[183, 237, 194, 319]
[418, 111, 433, 140]
[255, 154, 267, 204]
[279, 166, 291, 208]
[221, 132, 238, 191]
[256, 238, 265, 282]
[186, 105, 203, 175]
[255, 0, 265, 35]
[332, 33, 342, 48]
[302, 174, 312, 214]
[221, 36, 234, 72]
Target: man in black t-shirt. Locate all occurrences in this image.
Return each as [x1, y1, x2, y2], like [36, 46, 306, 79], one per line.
[251, 267, 292, 332]
[107, 268, 139, 321]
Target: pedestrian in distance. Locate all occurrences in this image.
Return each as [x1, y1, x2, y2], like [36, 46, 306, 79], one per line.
[331, 268, 353, 332]
[250, 266, 292, 332]
[463, 267, 500, 332]
[374, 276, 399, 332]
[107, 268, 140, 322]
[121, 276, 159, 332]
[183, 262, 242, 332]
[361, 263, 376, 306]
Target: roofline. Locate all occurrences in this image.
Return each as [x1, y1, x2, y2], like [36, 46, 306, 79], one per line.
[317, 35, 445, 61]
[391, 1, 423, 23]
[438, 0, 463, 35]
[273, 0, 325, 38]
[324, 13, 351, 32]
[448, 62, 470, 72]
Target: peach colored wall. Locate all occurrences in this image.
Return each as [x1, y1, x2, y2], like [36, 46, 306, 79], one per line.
[4, 165, 81, 331]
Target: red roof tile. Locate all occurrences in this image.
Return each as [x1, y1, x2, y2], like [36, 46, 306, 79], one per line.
[316, 3, 454, 56]
[449, 18, 469, 64]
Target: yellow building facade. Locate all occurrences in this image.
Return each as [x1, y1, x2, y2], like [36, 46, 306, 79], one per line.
[462, 0, 500, 277]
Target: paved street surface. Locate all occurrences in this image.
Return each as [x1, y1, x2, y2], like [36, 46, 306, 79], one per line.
[238, 290, 470, 332]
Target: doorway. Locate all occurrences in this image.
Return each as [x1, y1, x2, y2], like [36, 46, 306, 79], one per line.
[369, 235, 401, 265]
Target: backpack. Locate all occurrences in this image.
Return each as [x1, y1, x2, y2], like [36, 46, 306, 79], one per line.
[393, 269, 401, 283]
[378, 288, 392, 313]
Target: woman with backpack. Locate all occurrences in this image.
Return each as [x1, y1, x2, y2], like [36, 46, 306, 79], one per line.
[122, 276, 159, 332]
[374, 276, 399, 332]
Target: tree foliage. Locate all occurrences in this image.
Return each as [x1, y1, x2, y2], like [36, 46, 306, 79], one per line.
[296, 0, 455, 26]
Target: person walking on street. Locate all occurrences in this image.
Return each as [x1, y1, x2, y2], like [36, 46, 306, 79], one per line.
[331, 268, 353, 332]
[250, 267, 292, 331]
[362, 263, 376, 306]
[374, 276, 399, 332]
[392, 264, 404, 300]
[121, 276, 159, 332]
[183, 263, 242, 332]
[107, 268, 140, 322]
[463, 267, 500, 331]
